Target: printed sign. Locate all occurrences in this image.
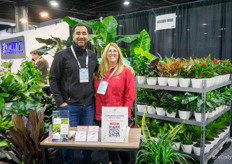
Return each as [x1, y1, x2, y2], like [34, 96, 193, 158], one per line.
[0, 36, 26, 59]
[101, 107, 128, 143]
[156, 13, 176, 31]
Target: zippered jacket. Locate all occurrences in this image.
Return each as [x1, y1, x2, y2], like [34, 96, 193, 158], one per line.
[94, 66, 135, 120]
[49, 43, 98, 106]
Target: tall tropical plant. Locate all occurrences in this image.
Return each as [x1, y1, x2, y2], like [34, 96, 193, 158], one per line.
[0, 108, 53, 164]
[63, 16, 139, 56]
[34, 35, 73, 57]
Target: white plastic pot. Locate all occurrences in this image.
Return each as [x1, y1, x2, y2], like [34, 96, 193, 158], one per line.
[191, 79, 203, 88]
[0, 152, 6, 158]
[136, 76, 146, 85]
[225, 74, 230, 81]
[205, 143, 211, 154]
[179, 78, 191, 87]
[137, 104, 147, 113]
[147, 106, 156, 114]
[166, 111, 177, 118]
[157, 77, 168, 86]
[167, 78, 179, 87]
[194, 112, 208, 122]
[207, 111, 215, 119]
[193, 145, 201, 156]
[147, 77, 157, 85]
[178, 110, 191, 120]
[173, 142, 181, 151]
[156, 107, 165, 116]
[181, 144, 193, 154]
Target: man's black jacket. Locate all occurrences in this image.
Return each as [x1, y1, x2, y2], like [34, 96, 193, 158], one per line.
[49, 43, 98, 106]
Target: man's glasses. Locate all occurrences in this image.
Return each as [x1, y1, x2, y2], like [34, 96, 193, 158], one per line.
[107, 50, 118, 53]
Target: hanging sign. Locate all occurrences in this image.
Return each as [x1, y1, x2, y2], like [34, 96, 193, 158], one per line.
[101, 107, 128, 143]
[155, 13, 176, 31]
[0, 36, 26, 59]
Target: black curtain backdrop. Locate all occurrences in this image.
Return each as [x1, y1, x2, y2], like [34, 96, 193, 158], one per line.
[115, 0, 232, 61]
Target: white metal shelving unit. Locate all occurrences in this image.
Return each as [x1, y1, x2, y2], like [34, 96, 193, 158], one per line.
[135, 78, 232, 163]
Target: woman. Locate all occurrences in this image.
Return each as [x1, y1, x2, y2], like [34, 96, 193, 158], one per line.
[94, 43, 135, 164]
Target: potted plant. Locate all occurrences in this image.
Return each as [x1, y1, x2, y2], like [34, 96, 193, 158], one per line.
[136, 109, 189, 164]
[146, 58, 159, 85]
[137, 89, 149, 113]
[181, 131, 193, 154]
[162, 92, 179, 118]
[163, 58, 183, 87]
[179, 58, 194, 87]
[150, 90, 166, 116]
[191, 55, 215, 88]
[179, 92, 199, 120]
[156, 59, 168, 86]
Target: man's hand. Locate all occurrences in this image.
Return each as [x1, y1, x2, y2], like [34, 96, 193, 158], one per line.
[59, 102, 68, 107]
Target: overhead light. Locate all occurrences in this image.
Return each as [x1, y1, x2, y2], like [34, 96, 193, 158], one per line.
[40, 12, 49, 17]
[124, 1, 130, 5]
[50, 1, 58, 7]
[202, 23, 207, 26]
[20, 18, 27, 24]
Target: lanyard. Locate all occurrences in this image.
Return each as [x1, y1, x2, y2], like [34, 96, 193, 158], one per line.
[106, 65, 118, 82]
[35, 56, 42, 64]
[71, 45, 88, 68]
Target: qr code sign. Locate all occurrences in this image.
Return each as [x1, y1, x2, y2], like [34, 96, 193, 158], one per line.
[109, 125, 120, 137]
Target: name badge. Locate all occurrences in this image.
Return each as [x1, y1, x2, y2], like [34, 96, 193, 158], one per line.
[97, 81, 108, 95]
[79, 68, 89, 83]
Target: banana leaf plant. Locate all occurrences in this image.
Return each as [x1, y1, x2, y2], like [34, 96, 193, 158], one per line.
[0, 108, 53, 164]
[130, 29, 156, 76]
[63, 16, 139, 57]
[34, 35, 73, 57]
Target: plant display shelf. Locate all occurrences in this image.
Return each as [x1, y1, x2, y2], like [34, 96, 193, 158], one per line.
[136, 106, 230, 126]
[135, 78, 232, 164]
[137, 80, 231, 93]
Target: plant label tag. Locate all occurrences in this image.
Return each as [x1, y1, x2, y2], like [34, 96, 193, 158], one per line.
[79, 68, 89, 83]
[60, 124, 69, 135]
[97, 81, 108, 95]
[53, 118, 61, 124]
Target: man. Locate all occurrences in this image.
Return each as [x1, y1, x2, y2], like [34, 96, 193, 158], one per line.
[30, 50, 49, 80]
[49, 24, 98, 164]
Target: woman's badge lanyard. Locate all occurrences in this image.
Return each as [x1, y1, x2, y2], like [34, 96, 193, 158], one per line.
[71, 45, 89, 83]
[97, 66, 118, 95]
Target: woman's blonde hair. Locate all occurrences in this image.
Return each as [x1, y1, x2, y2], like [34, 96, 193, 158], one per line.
[95, 43, 135, 80]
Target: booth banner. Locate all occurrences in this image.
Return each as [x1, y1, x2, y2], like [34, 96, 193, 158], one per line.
[0, 36, 26, 59]
[101, 107, 128, 143]
[155, 13, 176, 31]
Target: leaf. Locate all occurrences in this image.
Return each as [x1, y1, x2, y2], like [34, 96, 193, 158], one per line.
[35, 37, 55, 45]
[141, 108, 151, 141]
[134, 48, 155, 60]
[131, 29, 151, 57]
[116, 34, 139, 44]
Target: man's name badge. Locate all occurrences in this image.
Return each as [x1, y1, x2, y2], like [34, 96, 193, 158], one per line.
[79, 68, 89, 83]
[97, 81, 108, 95]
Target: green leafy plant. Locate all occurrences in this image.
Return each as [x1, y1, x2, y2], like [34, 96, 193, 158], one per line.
[0, 108, 53, 164]
[1, 61, 13, 68]
[192, 55, 215, 79]
[63, 16, 139, 57]
[131, 30, 156, 76]
[0, 72, 21, 103]
[35, 35, 73, 57]
[181, 132, 193, 145]
[5, 100, 40, 116]
[136, 109, 189, 164]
